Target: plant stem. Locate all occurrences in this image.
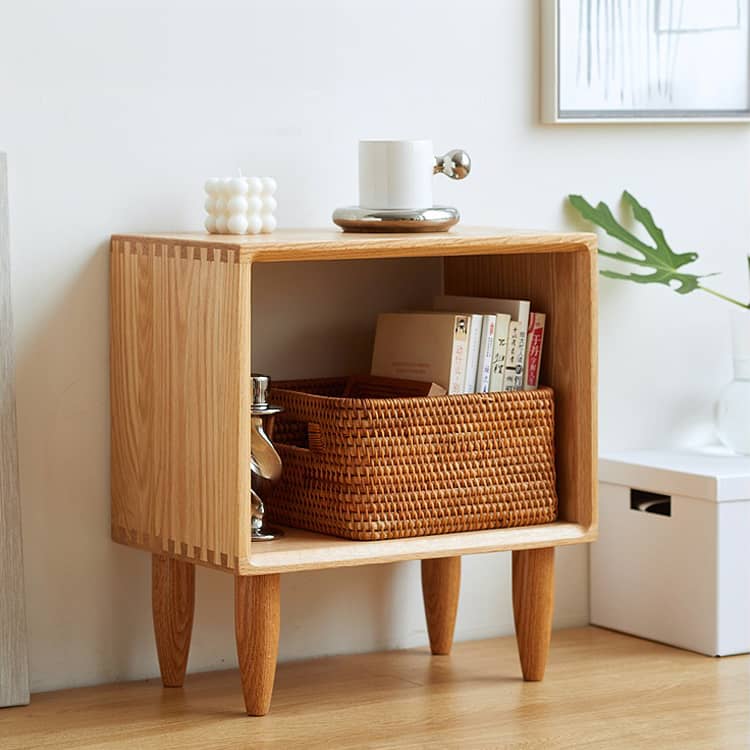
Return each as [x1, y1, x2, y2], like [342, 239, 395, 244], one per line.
[698, 285, 750, 310]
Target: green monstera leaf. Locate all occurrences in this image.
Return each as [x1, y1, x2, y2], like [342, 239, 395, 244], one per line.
[568, 191, 747, 309]
[568, 191, 709, 294]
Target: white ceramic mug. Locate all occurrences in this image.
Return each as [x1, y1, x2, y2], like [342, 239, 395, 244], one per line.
[358, 139, 434, 210]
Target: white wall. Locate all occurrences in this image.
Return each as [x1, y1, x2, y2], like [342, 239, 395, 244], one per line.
[2, 0, 747, 692]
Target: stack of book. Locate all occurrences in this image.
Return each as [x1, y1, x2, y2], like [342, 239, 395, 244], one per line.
[371, 295, 546, 395]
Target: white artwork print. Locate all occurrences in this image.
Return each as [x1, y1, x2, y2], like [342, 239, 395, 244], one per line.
[557, 0, 750, 116]
[657, 0, 739, 33]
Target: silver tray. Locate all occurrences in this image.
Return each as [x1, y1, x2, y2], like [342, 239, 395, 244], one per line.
[332, 205, 459, 233]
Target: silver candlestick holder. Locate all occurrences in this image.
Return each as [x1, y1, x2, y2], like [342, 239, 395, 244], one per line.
[250, 374, 284, 541]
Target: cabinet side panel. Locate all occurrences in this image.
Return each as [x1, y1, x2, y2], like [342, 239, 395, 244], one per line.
[443, 249, 597, 528]
[110, 242, 142, 539]
[111, 239, 248, 570]
[236, 262, 252, 568]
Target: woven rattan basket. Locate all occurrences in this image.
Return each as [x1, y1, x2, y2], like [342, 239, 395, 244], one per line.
[267, 378, 558, 541]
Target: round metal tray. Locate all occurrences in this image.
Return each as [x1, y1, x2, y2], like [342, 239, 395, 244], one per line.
[332, 205, 459, 233]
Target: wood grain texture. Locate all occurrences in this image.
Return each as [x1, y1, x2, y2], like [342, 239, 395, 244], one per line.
[245, 522, 593, 574]
[151, 554, 195, 688]
[112, 228, 597, 263]
[512, 547, 555, 681]
[420, 557, 461, 655]
[235, 573, 280, 716]
[2, 628, 747, 749]
[111, 231, 597, 579]
[444, 250, 598, 530]
[110, 239, 252, 571]
[0, 152, 30, 707]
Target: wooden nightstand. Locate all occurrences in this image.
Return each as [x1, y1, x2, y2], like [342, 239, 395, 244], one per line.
[109, 228, 598, 715]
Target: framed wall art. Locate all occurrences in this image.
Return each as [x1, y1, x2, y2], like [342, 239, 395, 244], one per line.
[542, 0, 750, 123]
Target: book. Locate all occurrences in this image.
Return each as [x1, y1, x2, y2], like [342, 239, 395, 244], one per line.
[488, 314, 511, 392]
[490, 313, 511, 393]
[370, 312, 470, 395]
[502, 321, 522, 391]
[522, 312, 546, 390]
[513, 321, 530, 390]
[463, 315, 483, 394]
[476, 314, 496, 393]
[434, 295, 529, 390]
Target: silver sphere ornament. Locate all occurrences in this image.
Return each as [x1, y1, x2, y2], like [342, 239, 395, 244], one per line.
[434, 149, 471, 180]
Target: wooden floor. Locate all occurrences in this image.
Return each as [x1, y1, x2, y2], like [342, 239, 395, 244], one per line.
[2, 627, 748, 749]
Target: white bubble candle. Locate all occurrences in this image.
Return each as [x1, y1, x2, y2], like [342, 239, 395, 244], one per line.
[204, 174, 277, 235]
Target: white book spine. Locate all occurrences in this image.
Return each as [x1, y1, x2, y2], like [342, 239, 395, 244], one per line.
[489, 314, 511, 392]
[514, 328, 528, 389]
[462, 315, 483, 394]
[476, 315, 495, 393]
[449, 315, 469, 395]
[501, 321, 521, 391]
[513, 304, 531, 390]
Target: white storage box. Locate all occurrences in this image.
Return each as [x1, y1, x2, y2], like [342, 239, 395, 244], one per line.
[592, 450, 750, 656]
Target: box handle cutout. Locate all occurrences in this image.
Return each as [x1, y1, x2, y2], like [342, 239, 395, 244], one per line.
[630, 489, 671, 516]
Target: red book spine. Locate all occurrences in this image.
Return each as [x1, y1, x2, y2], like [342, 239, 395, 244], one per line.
[524, 313, 546, 390]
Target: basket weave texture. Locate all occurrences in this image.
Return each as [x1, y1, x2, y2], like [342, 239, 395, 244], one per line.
[267, 378, 558, 541]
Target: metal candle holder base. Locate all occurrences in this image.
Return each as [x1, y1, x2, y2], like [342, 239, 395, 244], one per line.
[250, 523, 284, 542]
[250, 374, 284, 542]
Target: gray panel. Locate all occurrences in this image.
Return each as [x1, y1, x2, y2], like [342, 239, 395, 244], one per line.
[0, 152, 30, 707]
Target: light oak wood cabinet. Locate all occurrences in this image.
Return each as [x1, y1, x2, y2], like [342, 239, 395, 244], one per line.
[110, 228, 598, 715]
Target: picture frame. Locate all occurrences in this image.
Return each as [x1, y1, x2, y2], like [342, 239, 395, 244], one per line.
[541, 0, 750, 123]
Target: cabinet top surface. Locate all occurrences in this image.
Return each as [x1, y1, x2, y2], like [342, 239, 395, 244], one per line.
[600, 449, 750, 502]
[112, 227, 596, 262]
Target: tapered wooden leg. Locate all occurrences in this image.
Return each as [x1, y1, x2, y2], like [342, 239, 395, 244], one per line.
[512, 547, 555, 682]
[421, 556, 461, 655]
[151, 553, 195, 688]
[235, 573, 281, 716]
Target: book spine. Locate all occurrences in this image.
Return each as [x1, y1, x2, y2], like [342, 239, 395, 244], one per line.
[476, 315, 495, 393]
[489, 314, 511, 392]
[514, 318, 529, 390]
[501, 321, 521, 391]
[449, 315, 470, 395]
[462, 315, 482, 394]
[523, 313, 546, 390]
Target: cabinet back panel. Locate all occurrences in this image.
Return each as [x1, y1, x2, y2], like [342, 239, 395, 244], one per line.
[251, 258, 443, 379]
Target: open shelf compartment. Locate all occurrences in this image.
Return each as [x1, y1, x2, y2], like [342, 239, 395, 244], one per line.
[110, 229, 597, 576]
